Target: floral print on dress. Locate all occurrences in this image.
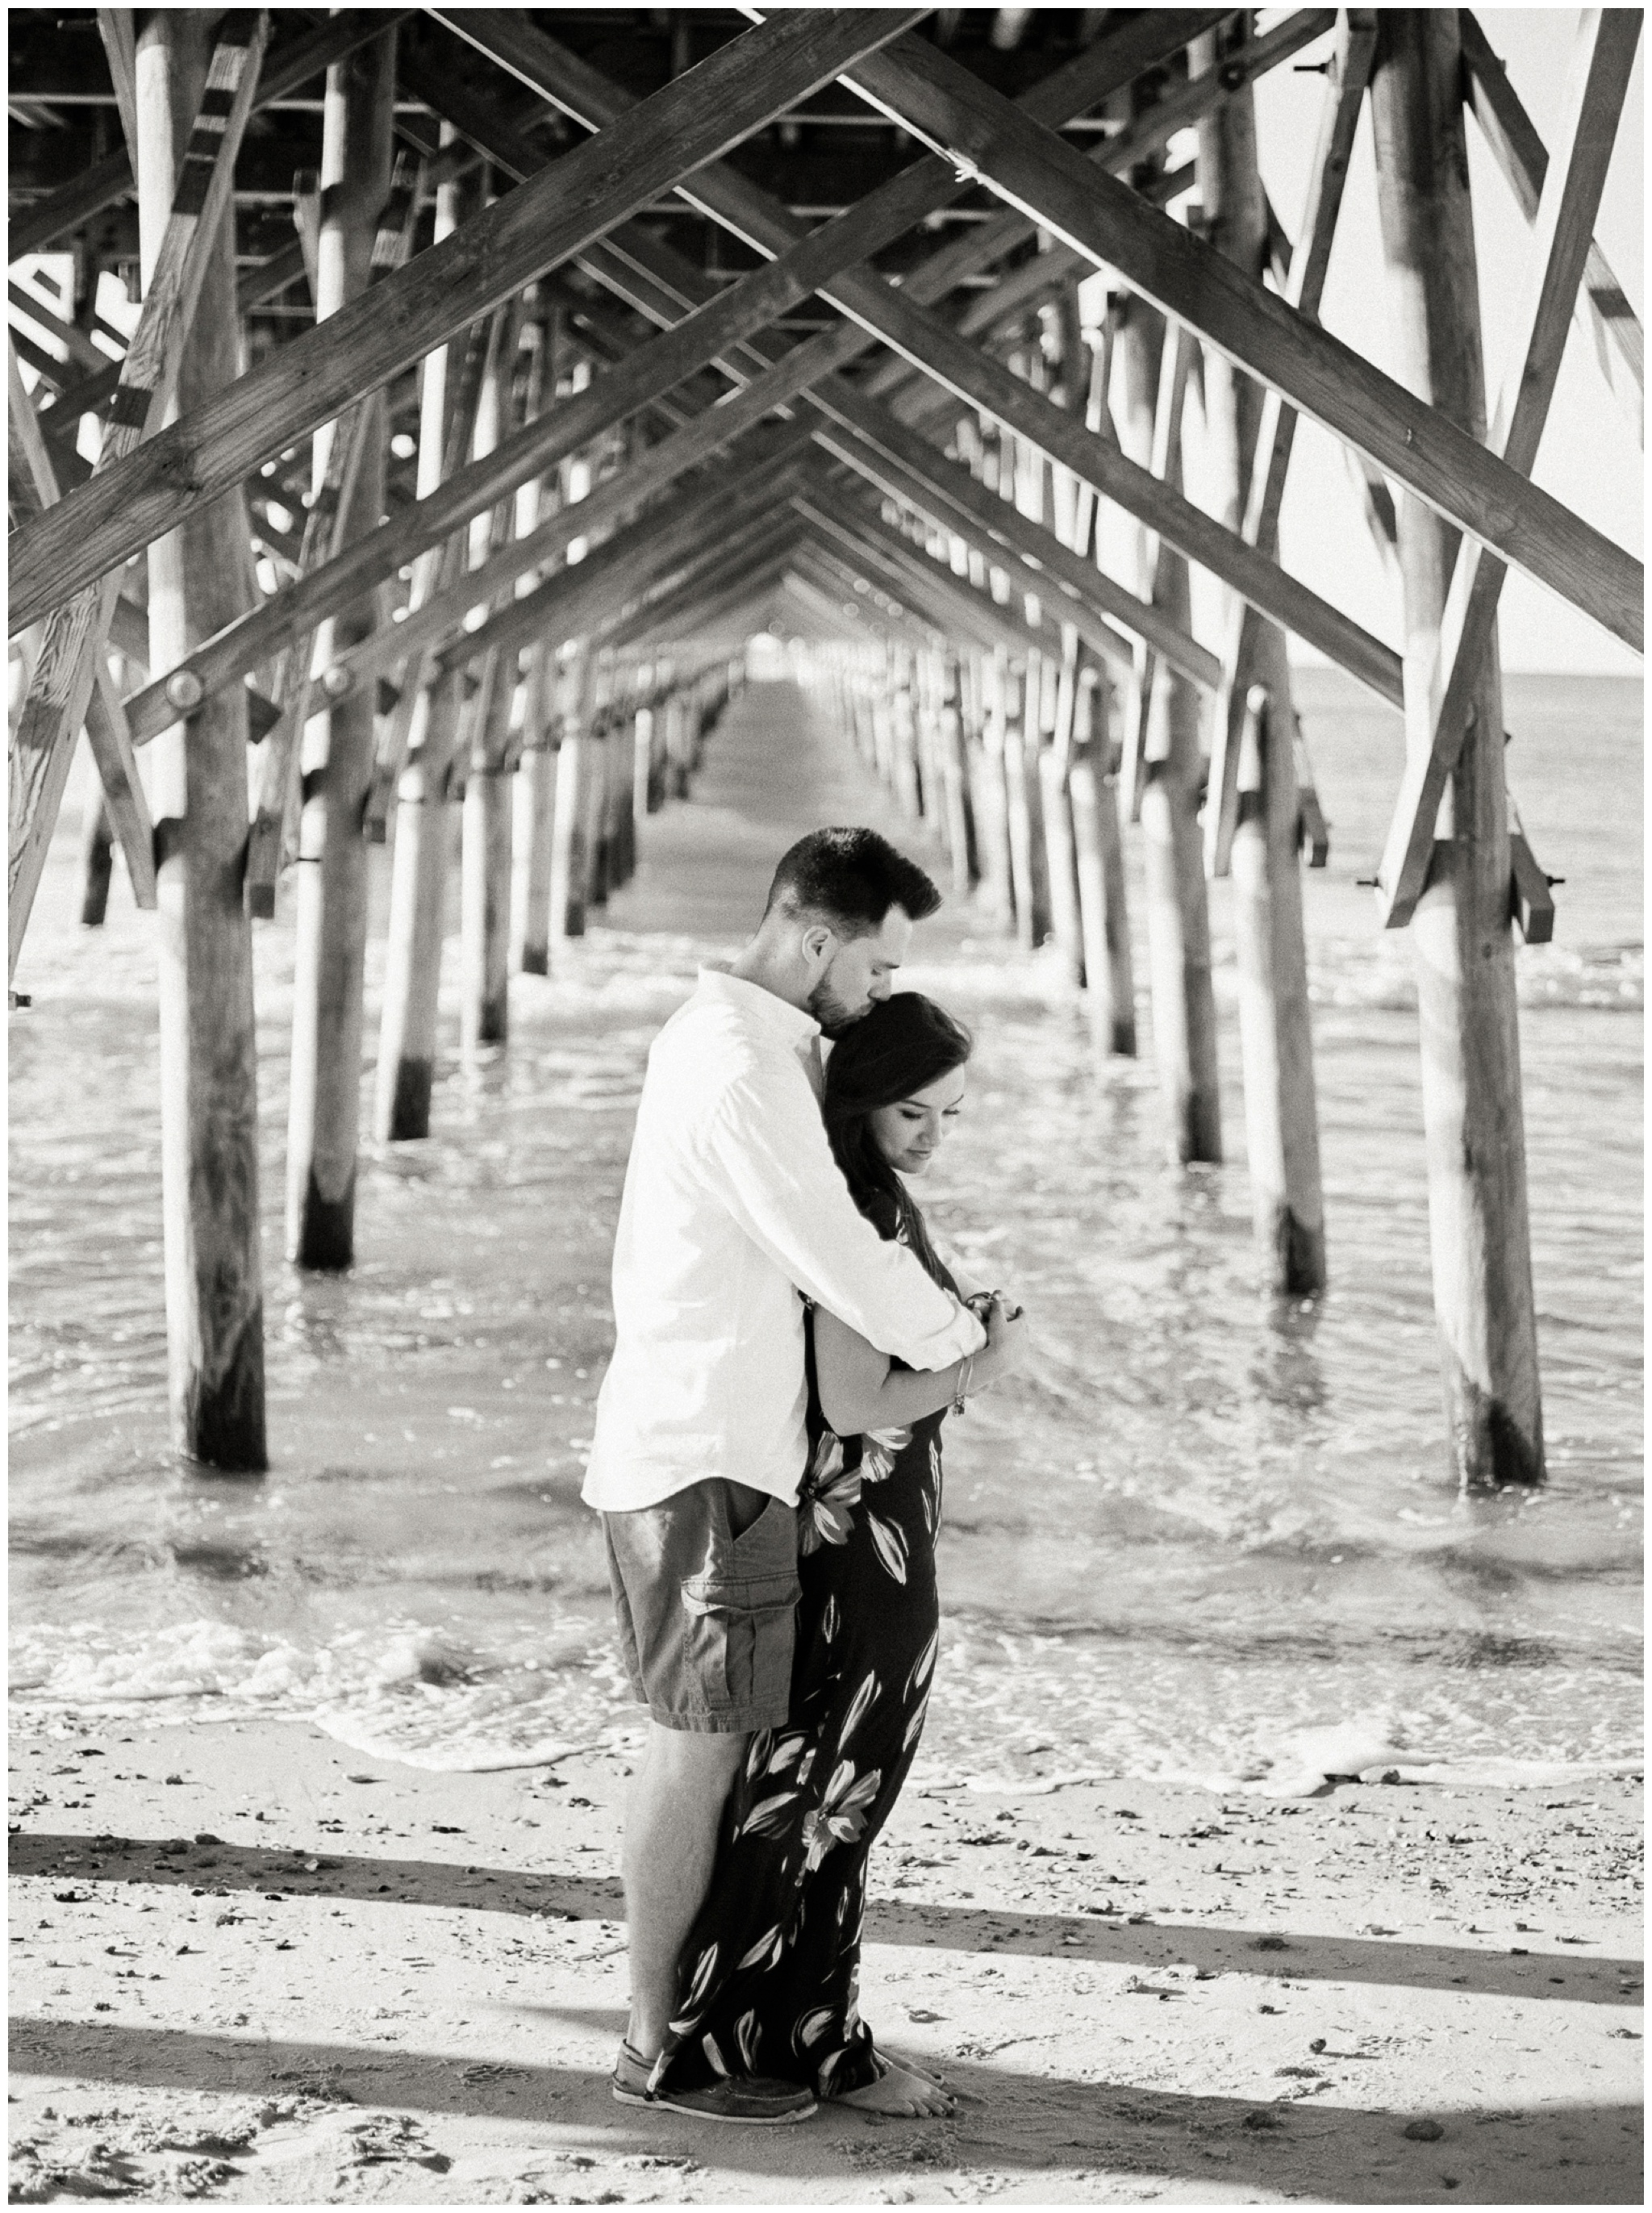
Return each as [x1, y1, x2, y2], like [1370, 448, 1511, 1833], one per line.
[653, 1192, 959, 2102]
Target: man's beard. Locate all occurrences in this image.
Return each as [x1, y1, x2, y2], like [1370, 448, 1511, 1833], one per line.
[807, 974, 867, 1039]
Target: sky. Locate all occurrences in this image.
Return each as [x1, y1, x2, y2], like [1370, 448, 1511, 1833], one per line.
[1249, 6, 1644, 676]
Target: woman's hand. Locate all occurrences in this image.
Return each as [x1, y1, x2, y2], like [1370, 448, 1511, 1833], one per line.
[968, 1292, 1027, 1391]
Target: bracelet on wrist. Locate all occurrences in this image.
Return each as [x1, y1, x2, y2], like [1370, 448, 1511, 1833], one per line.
[953, 1351, 974, 1417]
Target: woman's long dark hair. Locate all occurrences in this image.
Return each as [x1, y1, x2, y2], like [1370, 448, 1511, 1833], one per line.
[823, 992, 972, 1272]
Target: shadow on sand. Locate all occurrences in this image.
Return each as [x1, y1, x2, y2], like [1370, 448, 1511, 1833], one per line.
[11, 1831, 1636, 2004]
[8, 2015, 1641, 2205]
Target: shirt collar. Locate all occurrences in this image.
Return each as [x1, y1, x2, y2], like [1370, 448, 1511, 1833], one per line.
[696, 966, 820, 1049]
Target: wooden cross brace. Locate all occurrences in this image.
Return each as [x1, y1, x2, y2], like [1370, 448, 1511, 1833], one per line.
[835, 22, 1642, 653]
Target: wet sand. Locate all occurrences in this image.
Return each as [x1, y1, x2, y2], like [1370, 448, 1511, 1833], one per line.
[8, 1717, 1642, 2205]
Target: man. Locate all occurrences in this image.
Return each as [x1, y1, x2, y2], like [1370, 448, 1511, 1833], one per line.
[582, 827, 987, 2124]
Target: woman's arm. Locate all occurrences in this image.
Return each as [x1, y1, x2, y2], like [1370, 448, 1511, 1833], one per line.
[813, 1295, 1024, 1437]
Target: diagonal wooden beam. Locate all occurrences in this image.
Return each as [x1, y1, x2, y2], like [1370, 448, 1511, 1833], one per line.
[606, 514, 808, 656]
[6, 334, 59, 518]
[31, 236, 315, 463]
[1375, 8, 1642, 930]
[10, 10, 928, 632]
[796, 480, 1035, 657]
[7, 336, 156, 911]
[851, 257, 1404, 701]
[841, 27, 1643, 653]
[805, 399, 1149, 680]
[331, 419, 820, 711]
[807, 378, 1225, 686]
[462, 10, 1404, 701]
[811, 410, 1138, 670]
[111, 165, 954, 746]
[799, 541, 937, 645]
[95, 8, 140, 153]
[436, 5, 1233, 251]
[431, 10, 1243, 409]
[104, 19, 1237, 735]
[8, 280, 112, 379]
[7, 8, 419, 264]
[1206, 6, 1378, 876]
[784, 565, 895, 649]
[9, 10, 268, 978]
[440, 451, 811, 679]
[1461, 7, 1642, 444]
[615, 533, 805, 655]
[782, 567, 873, 645]
[868, 10, 1336, 411]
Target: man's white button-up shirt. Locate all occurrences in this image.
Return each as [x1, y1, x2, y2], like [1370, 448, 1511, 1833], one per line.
[582, 969, 986, 1514]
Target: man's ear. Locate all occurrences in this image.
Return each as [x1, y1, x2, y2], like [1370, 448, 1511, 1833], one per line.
[799, 921, 836, 973]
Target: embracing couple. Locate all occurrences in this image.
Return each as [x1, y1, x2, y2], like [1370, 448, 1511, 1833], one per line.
[581, 827, 1027, 2124]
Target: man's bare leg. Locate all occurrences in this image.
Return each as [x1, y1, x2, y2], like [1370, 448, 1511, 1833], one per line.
[623, 1719, 748, 2060]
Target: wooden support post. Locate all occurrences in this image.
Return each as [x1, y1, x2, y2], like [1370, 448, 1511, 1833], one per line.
[286, 25, 395, 1263]
[1195, 19, 1325, 1290]
[1116, 287, 1220, 1163]
[515, 645, 557, 976]
[584, 662, 615, 909]
[891, 649, 922, 820]
[1037, 312, 1091, 996]
[1374, 10, 1639, 927]
[511, 312, 561, 979]
[999, 656, 1039, 951]
[631, 700, 656, 831]
[1205, 8, 1377, 874]
[461, 750, 512, 1048]
[373, 157, 480, 1143]
[1370, 10, 1542, 1486]
[967, 645, 1015, 932]
[77, 790, 115, 927]
[461, 294, 529, 1056]
[136, 10, 265, 1469]
[937, 653, 973, 899]
[1038, 639, 1085, 989]
[549, 649, 594, 941]
[1067, 659, 1136, 1057]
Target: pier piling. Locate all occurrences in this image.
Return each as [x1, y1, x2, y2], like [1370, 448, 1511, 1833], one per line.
[137, 8, 265, 1467]
[1371, 10, 1544, 1484]
[286, 25, 395, 1263]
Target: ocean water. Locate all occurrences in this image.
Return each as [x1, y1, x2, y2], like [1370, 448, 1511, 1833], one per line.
[8, 670, 1642, 1792]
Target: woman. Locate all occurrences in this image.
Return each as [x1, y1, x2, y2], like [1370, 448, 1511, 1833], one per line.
[645, 992, 1024, 2119]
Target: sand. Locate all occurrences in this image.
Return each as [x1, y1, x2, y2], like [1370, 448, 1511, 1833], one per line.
[7, 1715, 1641, 2206]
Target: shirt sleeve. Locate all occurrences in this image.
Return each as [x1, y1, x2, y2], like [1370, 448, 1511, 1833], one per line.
[702, 1062, 987, 1372]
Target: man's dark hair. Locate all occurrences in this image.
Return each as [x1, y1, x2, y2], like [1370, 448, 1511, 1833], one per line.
[761, 827, 941, 937]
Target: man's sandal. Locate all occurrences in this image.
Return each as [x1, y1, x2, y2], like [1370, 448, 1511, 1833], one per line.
[611, 2040, 816, 2124]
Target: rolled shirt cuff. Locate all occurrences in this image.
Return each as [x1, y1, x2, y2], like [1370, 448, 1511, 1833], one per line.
[900, 1299, 987, 1372]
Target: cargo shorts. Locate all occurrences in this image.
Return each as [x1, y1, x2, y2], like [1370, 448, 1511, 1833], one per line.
[601, 1477, 800, 1734]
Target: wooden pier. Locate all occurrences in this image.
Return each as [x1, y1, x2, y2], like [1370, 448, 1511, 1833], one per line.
[8, 6, 1642, 1488]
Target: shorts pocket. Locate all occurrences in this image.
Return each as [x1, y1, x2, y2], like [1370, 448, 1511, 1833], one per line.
[679, 1568, 799, 1714]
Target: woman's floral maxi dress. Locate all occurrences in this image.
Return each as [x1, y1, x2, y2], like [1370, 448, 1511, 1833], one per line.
[653, 1205, 954, 2099]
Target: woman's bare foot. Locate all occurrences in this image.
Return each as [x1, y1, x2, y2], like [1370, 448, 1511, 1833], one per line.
[827, 2052, 954, 2118]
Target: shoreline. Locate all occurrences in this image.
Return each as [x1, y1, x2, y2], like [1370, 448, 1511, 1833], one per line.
[9, 1715, 1642, 2205]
